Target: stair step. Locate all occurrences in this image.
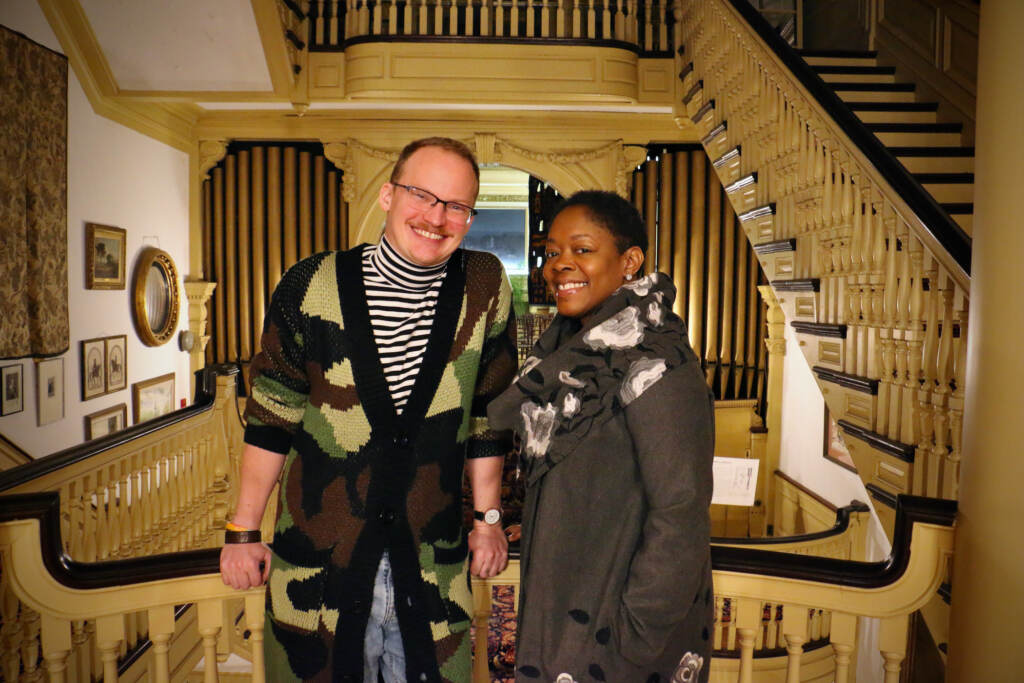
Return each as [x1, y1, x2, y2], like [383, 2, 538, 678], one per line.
[942, 203, 974, 236]
[919, 181, 975, 204]
[849, 101, 939, 123]
[832, 82, 917, 103]
[866, 123, 962, 146]
[891, 147, 975, 174]
[799, 49, 879, 67]
[814, 65, 897, 84]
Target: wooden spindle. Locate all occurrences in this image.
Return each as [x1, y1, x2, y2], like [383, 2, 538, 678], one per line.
[830, 612, 857, 683]
[148, 605, 175, 683]
[95, 614, 124, 683]
[246, 594, 267, 683]
[643, 0, 653, 50]
[734, 598, 760, 683]
[556, 0, 565, 36]
[782, 605, 808, 683]
[197, 600, 223, 683]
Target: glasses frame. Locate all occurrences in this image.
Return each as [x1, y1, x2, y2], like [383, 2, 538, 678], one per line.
[391, 182, 479, 224]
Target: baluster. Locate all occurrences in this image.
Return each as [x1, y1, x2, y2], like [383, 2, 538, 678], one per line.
[41, 614, 72, 683]
[330, 0, 340, 44]
[919, 256, 940, 496]
[170, 449, 184, 552]
[315, 0, 326, 45]
[403, 0, 413, 34]
[181, 445, 195, 549]
[345, 0, 355, 38]
[587, 0, 595, 37]
[434, 0, 446, 34]
[82, 473, 98, 562]
[935, 277, 955, 496]
[830, 612, 857, 683]
[734, 598, 760, 683]
[105, 465, 121, 558]
[246, 594, 267, 683]
[1, 584, 22, 682]
[417, 0, 429, 33]
[119, 463, 133, 557]
[149, 605, 175, 682]
[525, 0, 535, 35]
[198, 600, 224, 683]
[657, 0, 666, 49]
[96, 614, 124, 683]
[614, 0, 624, 40]
[781, 604, 808, 683]
[71, 619, 89, 682]
[879, 614, 908, 683]
[450, 0, 460, 35]
[67, 480, 84, 560]
[555, 0, 565, 37]
[157, 454, 171, 553]
[946, 297, 967, 500]
[643, 0, 653, 50]
[479, 0, 489, 35]
[627, 0, 637, 44]
[572, 0, 581, 36]
[141, 450, 156, 554]
[602, 0, 611, 38]
[822, 147, 834, 230]
[372, 0, 383, 34]
[712, 597, 724, 650]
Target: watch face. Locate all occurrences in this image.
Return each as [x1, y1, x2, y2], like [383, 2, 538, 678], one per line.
[484, 508, 502, 525]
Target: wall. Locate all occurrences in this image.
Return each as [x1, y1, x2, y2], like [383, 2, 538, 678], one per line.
[0, 3, 191, 458]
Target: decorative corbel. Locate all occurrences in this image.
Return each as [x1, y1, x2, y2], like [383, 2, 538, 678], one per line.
[617, 144, 649, 198]
[322, 141, 354, 202]
[198, 139, 228, 179]
[474, 133, 499, 165]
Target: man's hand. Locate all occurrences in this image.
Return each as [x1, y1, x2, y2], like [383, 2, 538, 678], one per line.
[468, 522, 509, 578]
[220, 542, 272, 590]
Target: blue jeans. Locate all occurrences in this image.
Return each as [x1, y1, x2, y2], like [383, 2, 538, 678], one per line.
[364, 552, 406, 682]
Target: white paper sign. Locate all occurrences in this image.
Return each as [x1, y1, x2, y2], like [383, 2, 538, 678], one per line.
[711, 456, 760, 507]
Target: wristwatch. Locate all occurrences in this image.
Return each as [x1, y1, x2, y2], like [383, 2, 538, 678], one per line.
[473, 508, 503, 525]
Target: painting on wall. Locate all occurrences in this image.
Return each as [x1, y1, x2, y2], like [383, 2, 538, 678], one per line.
[823, 406, 857, 472]
[85, 403, 127, 440]
[1, 364, 24, 416]
[105, 335, 127, 392]
[80, 337, 106, 400]
[85, 223, 127, 290]
[132, 372, 175, 424]
[37, 357, 65, 426]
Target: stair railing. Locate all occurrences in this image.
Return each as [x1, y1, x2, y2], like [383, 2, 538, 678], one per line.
[676, 0, 970, 502]
[0, 365, 251, 683]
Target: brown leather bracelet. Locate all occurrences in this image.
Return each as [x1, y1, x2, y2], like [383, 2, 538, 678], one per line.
[224, 529, 262, 544]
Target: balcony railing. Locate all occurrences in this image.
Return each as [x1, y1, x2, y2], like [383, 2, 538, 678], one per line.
[304, 0, 675, 54]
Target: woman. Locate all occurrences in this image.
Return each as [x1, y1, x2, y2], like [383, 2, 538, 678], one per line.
[488, 191, 714, 683]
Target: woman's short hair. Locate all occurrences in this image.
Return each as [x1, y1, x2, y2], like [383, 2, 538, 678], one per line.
[390, 137, 480, 186]
[553, 190, 648, 255]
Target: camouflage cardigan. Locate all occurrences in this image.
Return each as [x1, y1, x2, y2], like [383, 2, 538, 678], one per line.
[243, 245, 517, 682]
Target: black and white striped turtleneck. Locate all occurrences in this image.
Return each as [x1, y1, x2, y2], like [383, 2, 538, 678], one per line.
[362, 237, 449, 413]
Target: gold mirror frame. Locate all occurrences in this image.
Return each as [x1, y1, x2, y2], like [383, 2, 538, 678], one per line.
[132, 247, 180, 347]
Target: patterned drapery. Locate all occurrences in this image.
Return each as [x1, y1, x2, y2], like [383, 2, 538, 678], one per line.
[0, 25, 69, 359]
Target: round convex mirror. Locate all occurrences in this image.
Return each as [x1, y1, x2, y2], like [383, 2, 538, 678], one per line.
[132, 247, 180, 346]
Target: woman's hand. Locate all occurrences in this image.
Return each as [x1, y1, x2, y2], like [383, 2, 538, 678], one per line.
[220, 542, 271, 590]
[468, 522, 509, 578]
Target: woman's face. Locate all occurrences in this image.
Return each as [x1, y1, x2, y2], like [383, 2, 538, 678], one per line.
[543, 205, 643, 320]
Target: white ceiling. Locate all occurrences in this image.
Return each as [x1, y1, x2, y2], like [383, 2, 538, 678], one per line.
[80, 0, 272, 92]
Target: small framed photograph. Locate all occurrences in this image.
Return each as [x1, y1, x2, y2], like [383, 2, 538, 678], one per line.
[104, 335, 127, 393]
[85, 403, 128, 440]
[85, 223, 127, 290]
[823, 406, 857, 473]
[132, 372, 175, 424]
[1, 364, 24, 416]
[37, 357, 65, 426]
[80, 337, 107, 400]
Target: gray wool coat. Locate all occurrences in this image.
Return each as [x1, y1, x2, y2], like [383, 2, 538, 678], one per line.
[489, 274, 715, 683]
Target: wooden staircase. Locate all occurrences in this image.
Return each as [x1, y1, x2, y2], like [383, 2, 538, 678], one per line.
[801, 49, 976, 236]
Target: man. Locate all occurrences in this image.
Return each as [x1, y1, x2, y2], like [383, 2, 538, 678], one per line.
[220, 137, 517, 682]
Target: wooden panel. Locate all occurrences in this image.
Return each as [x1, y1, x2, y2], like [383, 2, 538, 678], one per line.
[943, 13, 978, 94]
[880, 0, 938, 62]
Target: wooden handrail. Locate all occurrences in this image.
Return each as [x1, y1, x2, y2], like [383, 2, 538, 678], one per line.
[0, 364, 239, 493]
[721, 0, 971, 282]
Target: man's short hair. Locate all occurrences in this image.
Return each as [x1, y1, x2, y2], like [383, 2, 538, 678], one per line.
[390, 137, 480, 187]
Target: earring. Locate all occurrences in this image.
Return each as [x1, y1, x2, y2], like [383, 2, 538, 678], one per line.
[625, 273, 633, 281]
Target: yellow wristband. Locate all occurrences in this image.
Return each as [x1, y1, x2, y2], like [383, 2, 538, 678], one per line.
[226, 521, 253, 532]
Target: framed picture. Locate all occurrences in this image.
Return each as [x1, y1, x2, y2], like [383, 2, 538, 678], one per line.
[85, 223, 127, 290]
[823, 406, 857, 473]
[80, 336, 107, 400]
[37, 357, 65, 426]
[85, 403, 127, 440]
[132, 372, 175, 424]
[1, 364, 24, 416]
[104, 335, 127, 392]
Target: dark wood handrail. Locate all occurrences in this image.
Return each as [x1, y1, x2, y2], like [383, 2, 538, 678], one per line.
[723, 0, 971, 280]
[711, 501, 870, 546]
[0, 364, 240, 493]
[0, 491, 953, 591]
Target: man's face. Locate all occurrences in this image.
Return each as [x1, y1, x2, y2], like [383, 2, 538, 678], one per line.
[378, 146, 479, 266]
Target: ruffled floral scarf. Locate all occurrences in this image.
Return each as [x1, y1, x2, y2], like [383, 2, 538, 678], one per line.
[488, 272, 694, 485]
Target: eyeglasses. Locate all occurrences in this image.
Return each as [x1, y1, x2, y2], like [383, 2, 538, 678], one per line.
[391, 182, 478, 224]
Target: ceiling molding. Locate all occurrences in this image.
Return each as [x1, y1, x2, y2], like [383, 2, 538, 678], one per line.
[37, 0, 197, 152]
[250, 0, 297, 98]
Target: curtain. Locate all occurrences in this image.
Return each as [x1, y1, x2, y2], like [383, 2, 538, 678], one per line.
[0, 25, 69, 359]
